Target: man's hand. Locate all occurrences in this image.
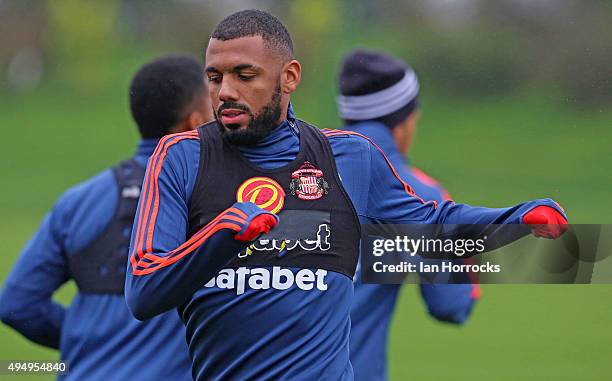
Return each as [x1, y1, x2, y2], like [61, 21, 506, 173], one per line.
[523, 205, 568, 239]
[232, 202, 279, 242]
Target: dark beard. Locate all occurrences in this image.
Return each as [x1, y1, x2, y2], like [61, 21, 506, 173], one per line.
[216, 84, 282, 146]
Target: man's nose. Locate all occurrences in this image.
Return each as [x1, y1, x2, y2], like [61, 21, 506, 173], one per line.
[218, 79, 239, 102]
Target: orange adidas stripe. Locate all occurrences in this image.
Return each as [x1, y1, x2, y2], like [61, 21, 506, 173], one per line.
[133, 132, 189, 260]
[139, 209, 245, 264]
[321, 129, 434, 206]
[132, 135, 168, 261]
[140, 221, 242, 267]
[146, 131, 199, 254]
[131, 204, 234, 269]
[130, 206, 246, 275]
[132, 131, 199, 261]
[132, 222, 241, 275]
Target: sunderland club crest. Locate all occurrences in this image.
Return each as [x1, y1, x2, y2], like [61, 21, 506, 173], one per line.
[290, 162, 329, 200]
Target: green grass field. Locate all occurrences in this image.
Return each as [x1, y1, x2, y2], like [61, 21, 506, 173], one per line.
[0, 53, 611, 380]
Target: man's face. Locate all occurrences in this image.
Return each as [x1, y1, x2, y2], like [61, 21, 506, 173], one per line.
[205, 35, 285, 145]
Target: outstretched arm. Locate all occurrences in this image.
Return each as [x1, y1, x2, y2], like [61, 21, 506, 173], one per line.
[364, 137, 567, 232]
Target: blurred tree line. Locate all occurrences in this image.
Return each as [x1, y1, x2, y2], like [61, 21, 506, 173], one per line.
[1, 0, 610, 107]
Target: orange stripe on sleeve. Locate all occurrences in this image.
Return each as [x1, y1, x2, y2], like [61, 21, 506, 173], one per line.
[132, 135, 170, 261]
[321, 129, 435, 206]
[146, 130, 199, 254]
[131, 131, 199, 262]
[133, 133, 180, 260]
[130, 205, 246, 276]
[132, 221, 242, 275]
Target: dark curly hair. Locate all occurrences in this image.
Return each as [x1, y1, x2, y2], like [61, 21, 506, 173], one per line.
[129, 55, 206, 139]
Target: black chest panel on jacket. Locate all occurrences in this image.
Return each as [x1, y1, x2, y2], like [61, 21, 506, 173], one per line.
[188, 121, 361, 278]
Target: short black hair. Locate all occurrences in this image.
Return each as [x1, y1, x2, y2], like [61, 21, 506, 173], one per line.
[210, 9, 293, 59]
[129, 55, 205, 139]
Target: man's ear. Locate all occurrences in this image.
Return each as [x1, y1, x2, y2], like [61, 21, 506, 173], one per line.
[169, 112, 201, 134]
[408, 110, 421, 129]
[281, 59, 301, 94]
[393, 110, 421, 155]
[187, 111, 206, 130]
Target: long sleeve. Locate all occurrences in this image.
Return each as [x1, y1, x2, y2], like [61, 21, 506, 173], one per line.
[0, 206, 69, 349]
[125, 132, 258, 320]
[329, 129, 567, 325]
[364, 137, 566, 225]
[325, 129, 565, 226]
[362, 135, 567, 320]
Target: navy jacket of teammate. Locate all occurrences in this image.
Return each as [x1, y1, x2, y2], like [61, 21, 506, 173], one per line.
[124, 10, 568, 381]
[338, 49, 481, 381]
[0, 55, 211, 381]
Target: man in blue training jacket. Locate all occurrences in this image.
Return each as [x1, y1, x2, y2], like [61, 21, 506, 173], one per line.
[125, 9, 568, 381]
[338, 49, 481, 381]
[0, 55, 211, 381]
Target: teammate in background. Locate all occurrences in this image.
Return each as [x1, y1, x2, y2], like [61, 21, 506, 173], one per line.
[338, 49, 479, 381]
[0, 55, 211, 381]
[124, 9, 567, 381]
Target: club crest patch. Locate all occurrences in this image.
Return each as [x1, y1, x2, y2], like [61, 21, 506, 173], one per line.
[236, 177, 285, 214]
[290, 162, 329, 200]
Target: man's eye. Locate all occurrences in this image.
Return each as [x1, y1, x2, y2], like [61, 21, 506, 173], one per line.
[238, 74, 255, 81]
[208, 75, 221, 83]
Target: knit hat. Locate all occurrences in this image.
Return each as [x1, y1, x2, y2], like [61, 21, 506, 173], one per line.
[337, 49, 419, 127]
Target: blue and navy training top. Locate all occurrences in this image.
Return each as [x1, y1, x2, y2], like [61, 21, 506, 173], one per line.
[125, 106, 565, 381]
[346, 121, 480, 381]
[0, 140, 192, 381]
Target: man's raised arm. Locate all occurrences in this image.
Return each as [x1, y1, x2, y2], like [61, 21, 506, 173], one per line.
[125, 133, 277, 320]
[364, 136, 568, 234]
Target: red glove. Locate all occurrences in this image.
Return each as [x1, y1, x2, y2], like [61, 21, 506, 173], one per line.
[522, 206, 568, 239]
[234, 213, 278, 242]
